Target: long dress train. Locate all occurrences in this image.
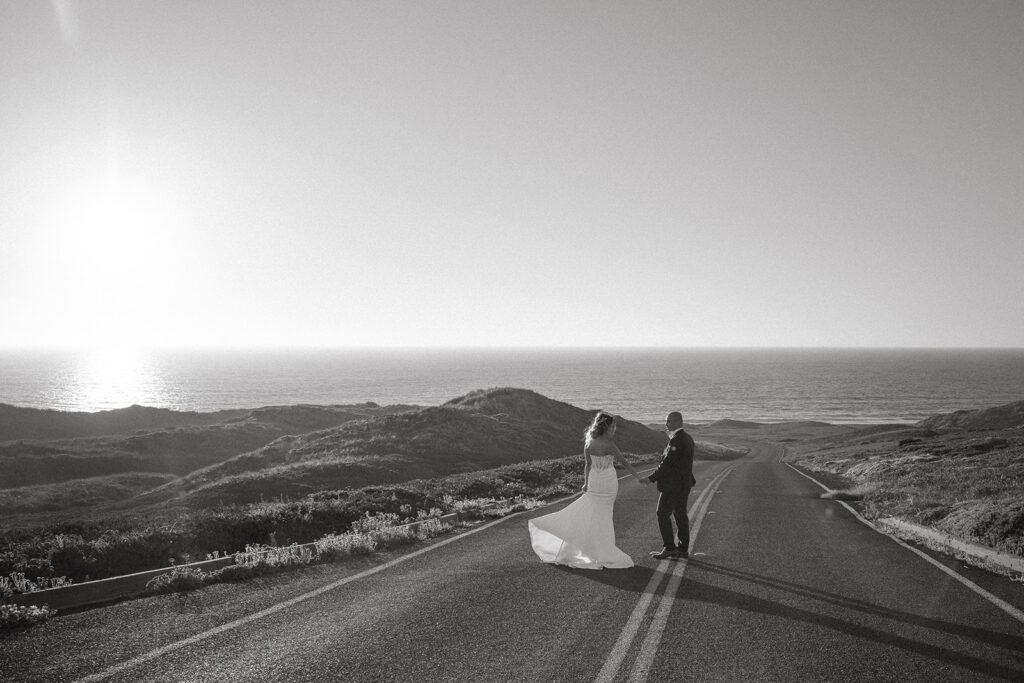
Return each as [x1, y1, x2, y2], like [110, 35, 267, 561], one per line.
[527, 454, 633, 569]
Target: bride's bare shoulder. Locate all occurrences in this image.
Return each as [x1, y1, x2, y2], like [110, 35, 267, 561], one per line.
[587, 437, 615, 455]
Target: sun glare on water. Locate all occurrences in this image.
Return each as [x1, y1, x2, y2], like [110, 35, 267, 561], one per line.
[59, 348, 163, 412]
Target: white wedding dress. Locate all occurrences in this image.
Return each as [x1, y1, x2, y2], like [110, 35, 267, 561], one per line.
[528, 454, 634, 569]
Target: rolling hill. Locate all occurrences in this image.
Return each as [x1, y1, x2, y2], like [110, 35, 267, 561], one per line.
[158, 388, 667, 507]
[785, 399, 1024, 558]
[0, 403, 418, 489]
[917, 400, 1024, 432]
[0, 403, 245, 442]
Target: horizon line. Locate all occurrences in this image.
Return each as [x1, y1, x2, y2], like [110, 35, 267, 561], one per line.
[2, 344, 1023, 352]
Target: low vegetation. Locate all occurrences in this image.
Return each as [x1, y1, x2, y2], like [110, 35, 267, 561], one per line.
[0, 603, 56, 630]
[0, 386, 719, 625]
[785, 400, 1024, 558]
[0, 389, 661, 517]
[0, 451, 652, 591]
[2, 503, 532, 629]
[160, 388, 666, 507]
[0, 402, 244, 442]
[0, 472, 178, 514]
[0, 572, 72, 600]
[0, 403, 410, 489]
[143, 562, 208, 595]
[144, 512, 461, 596]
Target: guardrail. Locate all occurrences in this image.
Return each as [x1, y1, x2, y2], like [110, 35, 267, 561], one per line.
[6, 508, 480, 612]
[7, 456, 666, 613]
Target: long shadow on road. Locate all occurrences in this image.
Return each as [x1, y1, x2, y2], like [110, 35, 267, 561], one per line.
[551, 564, 660, 593]
[682, 560, 1024, 680]
[689, 559, 1024, 653]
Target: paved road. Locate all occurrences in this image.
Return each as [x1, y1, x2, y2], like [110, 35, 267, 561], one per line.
[3, 442, 1023, 682]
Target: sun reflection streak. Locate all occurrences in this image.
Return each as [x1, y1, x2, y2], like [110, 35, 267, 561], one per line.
[53, 0, 80, 47]
[61, 348, 162, 411]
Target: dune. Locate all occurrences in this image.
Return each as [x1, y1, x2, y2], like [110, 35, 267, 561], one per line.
[0, 403, 246, 442]
[0, 403, 418, 489]
[160, 388, 667, 507]
[0, 472, 179, 515]
[785, 400, 1024, 558]
[704, 419, 763, 429]
[916, 400, 1024, 432]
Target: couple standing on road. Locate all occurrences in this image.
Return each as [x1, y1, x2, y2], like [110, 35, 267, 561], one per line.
[528, 411, 697, 568]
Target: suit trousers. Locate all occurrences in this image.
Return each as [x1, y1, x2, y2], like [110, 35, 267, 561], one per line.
[656, 487, 692, 551]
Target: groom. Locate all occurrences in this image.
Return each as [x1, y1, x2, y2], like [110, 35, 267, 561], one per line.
[647, 411, 697, 560]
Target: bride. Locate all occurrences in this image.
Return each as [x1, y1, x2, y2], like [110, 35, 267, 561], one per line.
[528, 411, 649, 569]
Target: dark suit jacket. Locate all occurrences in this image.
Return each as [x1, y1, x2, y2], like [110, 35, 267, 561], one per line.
[648, 428, 697, 493]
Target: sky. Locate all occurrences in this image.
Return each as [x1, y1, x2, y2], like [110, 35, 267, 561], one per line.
[1, 1, 1021, 349]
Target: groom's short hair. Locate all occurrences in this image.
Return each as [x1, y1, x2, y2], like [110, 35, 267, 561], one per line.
[666, 411, 683, 424]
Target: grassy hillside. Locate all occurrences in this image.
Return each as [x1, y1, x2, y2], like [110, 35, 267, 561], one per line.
[159, 388, 667, 507]
[0, 473, 179, 514]
[0, 403, 415, 489]
[784, 400, 1024, 557]
[0, 451, 657, 585]
[917, 401, 1024, 432]
[0, 388, 745, 586]
[0, 403, 246, 442]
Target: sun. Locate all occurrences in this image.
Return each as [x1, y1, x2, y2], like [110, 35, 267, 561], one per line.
[50, 175, 178, 347]
[62, 180, 153, 273]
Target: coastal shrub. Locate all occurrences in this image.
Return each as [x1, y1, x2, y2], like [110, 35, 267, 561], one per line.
[315, 532, 377, 559]
[189, 511, 281, 554]
[939, 498, 1024, 556]
[153, 516, 455, 595]
[0, 555, 59, 584]
[45, 534, 96, 580]
[351, 512, 402, 533]
[413, 518, 450, 538]
[62, 493, 531, 600]
[211, 563, 268, 582]
[371, 524, 418, 550]
[416, 507, 445, 520]
[39, 527, 193, 582]
[447, 496, 500, 519]
[0, 572, 72, 599]
[234, 543, 317, 569]
[0, 603, 56, 630]
[0, 451, 630, 585]
[144, 564, 208, 595]
[89, 527, 188, 578]
[788, 428, 1024, 559]
[479, 496, 543, 518]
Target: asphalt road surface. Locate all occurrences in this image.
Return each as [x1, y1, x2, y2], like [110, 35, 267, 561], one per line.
[3, 442, 1023, 682]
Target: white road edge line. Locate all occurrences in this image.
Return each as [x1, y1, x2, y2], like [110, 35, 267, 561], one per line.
[594, 464, 734, 683]
[627, 465, 735, 683]
[75, 462, 661, 682]
[784, 461, 1024, 626]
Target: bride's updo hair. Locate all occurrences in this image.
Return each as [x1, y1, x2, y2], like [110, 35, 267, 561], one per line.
[584, 411, 616, 448]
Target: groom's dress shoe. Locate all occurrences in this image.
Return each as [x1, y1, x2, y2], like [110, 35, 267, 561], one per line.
[649, 549, 681, 560]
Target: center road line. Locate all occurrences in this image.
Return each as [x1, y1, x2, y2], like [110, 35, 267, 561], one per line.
[74, 462, 660, 682]
[627, 465, 735, 682]
[595, 465, 735, 683]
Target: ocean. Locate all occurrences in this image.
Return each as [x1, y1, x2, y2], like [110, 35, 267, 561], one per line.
[1, 348, 1023, 425]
